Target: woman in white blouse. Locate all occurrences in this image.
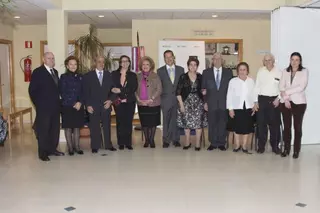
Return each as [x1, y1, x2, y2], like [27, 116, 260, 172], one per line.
[227, 62, 255, 153]
[279, 52, 308, 159]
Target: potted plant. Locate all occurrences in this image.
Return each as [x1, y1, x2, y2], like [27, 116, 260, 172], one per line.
[73, 24, 115, 137]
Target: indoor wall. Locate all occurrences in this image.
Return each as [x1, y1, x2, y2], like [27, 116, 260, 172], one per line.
[132, 19, 271, 77]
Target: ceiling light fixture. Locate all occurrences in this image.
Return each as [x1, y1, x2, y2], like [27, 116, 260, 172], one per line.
[14, 16, 20, 19]
[212, 14, 218, 18]
[98, 15, 104, 18]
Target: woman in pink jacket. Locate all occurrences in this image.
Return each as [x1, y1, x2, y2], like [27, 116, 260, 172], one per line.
[279, 52, 308, 159]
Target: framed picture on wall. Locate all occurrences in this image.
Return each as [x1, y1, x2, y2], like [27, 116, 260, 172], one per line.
[103, 43, 132, 71]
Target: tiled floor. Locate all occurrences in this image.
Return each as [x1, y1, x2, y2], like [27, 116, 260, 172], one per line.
[0, 125, 320, 213]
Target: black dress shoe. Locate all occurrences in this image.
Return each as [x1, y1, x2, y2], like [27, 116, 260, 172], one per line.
[39, 156, 50, 161]
[163, 142, 170, 148]
[68, 152, 74, 156]
[173, 142, 181, 147]
[293, 152, 299, 159]
[183, 144, 191, 150]
[233, 147, 241, 152]
[257, 149, 265, 154]
[52, 151, 65, 156]
[126, 145, 133, 150]
[92, 149, 98, 153]
[119, 145, 125, 150]
[77, 150, 84, 155]
[207, 145, 217, 151]
[107, 147, 117, 151]
[242, 149, 253, 155]
[218, 146, 227, 151]
[150, 142, 156, 148]
[143, 143, 149, 148]
[272, 148, 281, 155]
[195, 147, 201, 151]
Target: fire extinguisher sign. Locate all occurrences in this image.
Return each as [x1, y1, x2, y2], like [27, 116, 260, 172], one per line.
[25, 41, 32, 48]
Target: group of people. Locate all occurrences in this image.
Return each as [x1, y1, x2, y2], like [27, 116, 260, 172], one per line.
[29, 50, 308, 162]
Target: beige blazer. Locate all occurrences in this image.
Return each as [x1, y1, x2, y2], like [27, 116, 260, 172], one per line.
[279, 68, 308, 104]
[135, 71, 162, 106]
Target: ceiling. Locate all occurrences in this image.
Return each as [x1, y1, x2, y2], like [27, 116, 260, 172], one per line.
[11, 0, 271, 28]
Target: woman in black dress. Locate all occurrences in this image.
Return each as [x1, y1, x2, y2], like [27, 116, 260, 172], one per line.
[60, 56, 84, 155]
[111, 55, 138, 150]
[176, 58, 207, 151]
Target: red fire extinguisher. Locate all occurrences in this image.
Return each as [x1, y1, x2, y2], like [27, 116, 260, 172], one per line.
[20, 55, 32, 82]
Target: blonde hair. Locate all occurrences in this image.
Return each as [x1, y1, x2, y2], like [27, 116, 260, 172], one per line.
[139, 56, 155, 72]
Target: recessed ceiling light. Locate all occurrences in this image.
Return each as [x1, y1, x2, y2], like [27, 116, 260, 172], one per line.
[98, 15, 104, 18]
[212, 14, 218, 18]
[14, 16, 20, 19]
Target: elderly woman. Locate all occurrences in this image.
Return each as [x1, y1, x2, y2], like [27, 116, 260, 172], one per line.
[59, 56, 84, 156]
[176, 57, 207, 151]
[227, 62, 255, 154]
[135, 56, 162, 148]
[280, 52, 308, 159]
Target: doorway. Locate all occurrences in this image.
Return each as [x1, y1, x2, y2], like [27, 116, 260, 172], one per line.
[0, 39, 14, 110]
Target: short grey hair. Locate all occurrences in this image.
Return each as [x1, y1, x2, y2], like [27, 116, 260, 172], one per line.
[263, 53, 275, 62]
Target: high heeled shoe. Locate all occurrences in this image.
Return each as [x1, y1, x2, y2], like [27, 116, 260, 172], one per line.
[195, 147, 201, 151]
[281, 150, 289, 157]
[183, 144, 191, 150]
[233, 147, 241, 152]
[242, 148, 252, 155]
[76, 150, 84, 155]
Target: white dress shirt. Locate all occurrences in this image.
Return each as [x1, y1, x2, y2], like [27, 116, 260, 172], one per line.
[213, 67, 222, 80]
[254, 66, 282, 102]
[166, 64, 175, 71]
[44, 64, 54, 74]
[227, 76, 255, 110]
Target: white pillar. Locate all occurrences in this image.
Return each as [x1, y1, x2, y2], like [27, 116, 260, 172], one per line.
[46, 9, 68, 75]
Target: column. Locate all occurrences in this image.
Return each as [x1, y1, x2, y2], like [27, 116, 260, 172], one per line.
[46, 9, 68, 75]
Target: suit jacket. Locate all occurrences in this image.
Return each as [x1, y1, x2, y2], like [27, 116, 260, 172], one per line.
[157, 65, 184, 109]
[135, 71, 162, 107]
[111, 70, 138, 103]
[176, 72, 203, 102]
[82, 70, 116, 113]
[29, 65, 60, 112]
[201, 67, 233, 110]
[279, 69, 308, 104]
[59, 71, 83, 107]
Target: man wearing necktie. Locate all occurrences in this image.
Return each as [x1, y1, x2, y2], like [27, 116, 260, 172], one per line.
[82, 56, 117, 153]
[202, 53, 233, 151]
[157, 50, 184, 148]
[29, 52, 64, 161]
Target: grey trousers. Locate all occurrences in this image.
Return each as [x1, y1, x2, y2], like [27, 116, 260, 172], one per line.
[208, 109, 228, 146]
[162, 105, 180, 144]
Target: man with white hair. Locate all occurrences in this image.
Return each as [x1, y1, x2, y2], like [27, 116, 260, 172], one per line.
[202, 53, 233, 151]
[29, 52, 64, 161]
[254, 53, 282, 154]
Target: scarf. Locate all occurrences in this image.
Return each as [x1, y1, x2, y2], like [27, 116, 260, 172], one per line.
[140, 71, 150, 100]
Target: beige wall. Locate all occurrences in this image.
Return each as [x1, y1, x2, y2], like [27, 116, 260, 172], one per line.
[12, 25, 131, 121]
[132, 19, 270, 77]
[0, 23, 13, 40]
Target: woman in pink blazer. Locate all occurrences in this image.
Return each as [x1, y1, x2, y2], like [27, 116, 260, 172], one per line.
[279, 52, 308, 159]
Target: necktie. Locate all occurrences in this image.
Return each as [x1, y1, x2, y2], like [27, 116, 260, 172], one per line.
[50, 69, 58, 85]
[98, 71, 103, 85]
[216, 70, 220, 89]
[169, 67, 175, 83]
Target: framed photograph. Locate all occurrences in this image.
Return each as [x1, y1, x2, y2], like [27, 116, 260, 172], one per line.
[205, 43, 217, 55]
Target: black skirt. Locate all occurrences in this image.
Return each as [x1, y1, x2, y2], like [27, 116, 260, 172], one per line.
[138, 105, 161, 127]
[61, 106, 84, 128]
[233, 103, 254, 135]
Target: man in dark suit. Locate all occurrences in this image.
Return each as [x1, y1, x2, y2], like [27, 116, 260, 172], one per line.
[29, 52, 64, 161]
[82, 56, 116, 153]
[157, 50, 184, 148]
[202, 53, 233, 151]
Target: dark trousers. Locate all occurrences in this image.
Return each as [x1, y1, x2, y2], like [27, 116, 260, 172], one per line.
[257, 95, 281, 151]
[35, 109, 60, 157]
[162, 104, 180, 144]
[88, 109, 112, 150]
[280, 102, 306, 153]
[208, 109, 228, 146]
[114, 102, 135, 146]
